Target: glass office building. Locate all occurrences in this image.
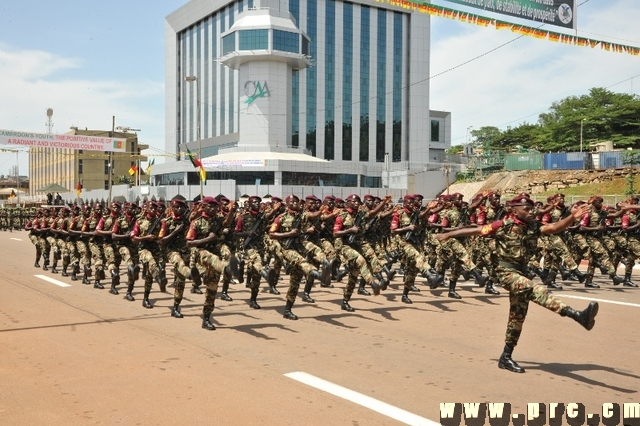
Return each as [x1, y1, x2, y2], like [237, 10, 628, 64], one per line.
[165, 0, 450, 172]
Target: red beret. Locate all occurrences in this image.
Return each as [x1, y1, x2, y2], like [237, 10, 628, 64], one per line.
[270, 196, 282, 203]
[285, 194, 299, 203]
[248, 196, 262, 202]
[363, 194, 374, 200]
[403, 195, 415, 201]
[324, 195, 335, 201]
[334, 197, 344, 203]
[507, 195, 534, 207]
[201, 196, 219, 205]
[305, 195, 320, 202]
[346, 194, 361, 202]
[412, 194, 424, 199]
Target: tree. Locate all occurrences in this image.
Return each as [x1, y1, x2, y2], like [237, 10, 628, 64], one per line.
[116, 175, 133, 185]
[470, 126, 502, 150]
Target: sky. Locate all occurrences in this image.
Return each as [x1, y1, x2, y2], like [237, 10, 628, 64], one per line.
[1, 0, 639, 178]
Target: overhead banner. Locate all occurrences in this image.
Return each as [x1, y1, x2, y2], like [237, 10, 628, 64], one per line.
[0, 129, 127, 152]
[202, 159, 266, 168]
[439, 0, 576, 29]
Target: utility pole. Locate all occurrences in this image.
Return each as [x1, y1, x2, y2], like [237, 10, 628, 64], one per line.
[108, 116, 115, 203]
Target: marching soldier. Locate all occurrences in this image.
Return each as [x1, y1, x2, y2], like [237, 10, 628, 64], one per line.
[436, 194, 598, 373]
[112, 202, 140, 300]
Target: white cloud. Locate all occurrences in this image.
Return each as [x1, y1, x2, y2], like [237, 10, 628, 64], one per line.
[429, 0, 640, 145]
[0, 44, 165, 173]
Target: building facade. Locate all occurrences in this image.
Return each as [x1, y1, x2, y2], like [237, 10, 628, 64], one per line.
[29, 129, 148, 196]
[165, 0, 451, 178]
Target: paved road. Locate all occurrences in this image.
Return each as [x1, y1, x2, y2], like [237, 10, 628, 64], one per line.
[1, 231, 639, 425]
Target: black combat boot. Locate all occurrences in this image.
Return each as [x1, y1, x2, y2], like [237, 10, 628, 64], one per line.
[584, 279, 600, 288]
[97, 267, 106, 281]
[34, 253, 41, 268]
[383, 264, 396, 282]
[155, 269, 167, 292]
[341, 299, 355, 312]
[611, 274, 625, 285]
[249, 287, 261, 309]
[142, 290, 153, 309]
[624, 271, 638, 287]
[320, 259, 333, 288]
[357, 278, 371, 296]
[229, 254, 240, 281]
[571, 268, 587, 283]
[237, 257, 245, 284]
[94, 276, 104, 290]
[109, 269, 120, 294]
[471, 268, 489, 287]
[301, 280, 315, 303]
[61, 256, 70, 277]
[422, 269, 444, 289]
[283, 300, 298, 320]
[171, 302, 184, 318]
[268, 268, 280, 295]
[448, 280, 462, 299]
[124, 278, 135, 301]
[460, 269, 472, 281]
[335, 266, 348, 282]
[70, 262, 79, 281]
[82, 265, 91, 285]
[498, 345, 525, 373]
[202, 309, 215, 330]
[562, 302, 599, 330]
[544, 271, 563, 290]
[50, 258, 59, 274]
[485, 281, 500, 295]
[401, 287, 412, 304]
[220, 277, 233, 301]
[42, 253, 50, 271]
[375, 272, 389, 291]
[410, 283, 421, 292]
[191, 267, 202, 288]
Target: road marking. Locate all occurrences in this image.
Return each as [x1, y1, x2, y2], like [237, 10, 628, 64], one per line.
[35, 275, 71, 288]
[560, 294, 640, 308]
[284, 371, 439, 426]
[10, 238, 22, 241]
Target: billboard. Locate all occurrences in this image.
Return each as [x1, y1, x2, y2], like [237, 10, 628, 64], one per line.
[440, 0, 577, 29]
[0, 129, 127, 152]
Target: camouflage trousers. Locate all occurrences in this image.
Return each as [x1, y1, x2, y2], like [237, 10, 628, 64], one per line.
[167, 249, 191, 303]
[497, 265, 568, 347]
[569, 233, 591, 266]
[46, 236, 59, 260]
[603, 233, 626, 269]
[139, 248, 162, 292]
[244, 247, 265, 290]
[214, 243, 232, 287]
[585, 235, 615, 277]
[66, 239, 79, 266]
[116, 244, 137, 269]
[540, 233, 579, 273]
[397, 240, 429, 290]
[29, 234, 42, 258]
[302, 240, 327, 266]
[103, 243, 121, 273]
[38, 235, 50, 256]
[360, 241, 383, 274]
[89, 241, 105, 270]
[625, 235, 640, 275]
[338, 244, 375, 301]
[76, 240, 91, 267]
[319, 238, 337, 262]
[281, 246, 315, 303]
[435, 237, 477, 280]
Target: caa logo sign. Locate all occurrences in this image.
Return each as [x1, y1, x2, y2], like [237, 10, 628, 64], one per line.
[244, 81, 270, 105]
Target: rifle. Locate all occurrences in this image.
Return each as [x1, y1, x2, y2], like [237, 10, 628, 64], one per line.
[302, 215, 322, 241]
[243, 213, 265, 249]
[404, 209, 420, 243]
[283, 213, 302, 249]
[347, 210, 366, 246]
[459, 206, 469, 226]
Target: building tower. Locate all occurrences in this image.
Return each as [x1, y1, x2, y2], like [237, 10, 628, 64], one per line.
[219, 0, 311, 152]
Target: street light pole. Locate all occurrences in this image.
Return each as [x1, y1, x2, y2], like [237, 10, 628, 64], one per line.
[580, 118, 585, 153]
[185, 75, 203, 199]
[466, 126, 473, 155]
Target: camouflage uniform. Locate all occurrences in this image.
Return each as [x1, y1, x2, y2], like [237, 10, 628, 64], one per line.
[112, 207, 139, 299]
[159, 208, 192, 314]
[131, 206, 165, 307]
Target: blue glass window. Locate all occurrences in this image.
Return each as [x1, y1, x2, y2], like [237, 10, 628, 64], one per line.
[239, 29, 268, 50]
[306, 0, 318, 156]
[392, 12, 403, 162]
[342, 2, 353, 161]
[359, 6, 370, 162]
[290, 0, 300, 147]
[431, 120, 440, 142]
[222, 32, 235, 55]
[274, 30, 299, 53]
[376, 9, 386, 163]
[324, 0, 335, 160]
[302, 36, 309, 55]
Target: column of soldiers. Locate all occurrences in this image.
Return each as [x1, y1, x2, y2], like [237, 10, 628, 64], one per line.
[24, 190, 639, 333]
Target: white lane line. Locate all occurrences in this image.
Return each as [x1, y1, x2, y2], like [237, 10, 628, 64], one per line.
[560, 294, 640, 308]
[10, 238, 22, 241]
[284, 371, 438, 426]
[35, 275, 71, 288]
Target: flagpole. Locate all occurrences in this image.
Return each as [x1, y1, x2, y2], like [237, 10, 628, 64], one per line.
[108, 116, 115, 204]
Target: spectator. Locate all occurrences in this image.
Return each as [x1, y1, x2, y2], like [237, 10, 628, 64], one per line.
[46, 192, 53, 205]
